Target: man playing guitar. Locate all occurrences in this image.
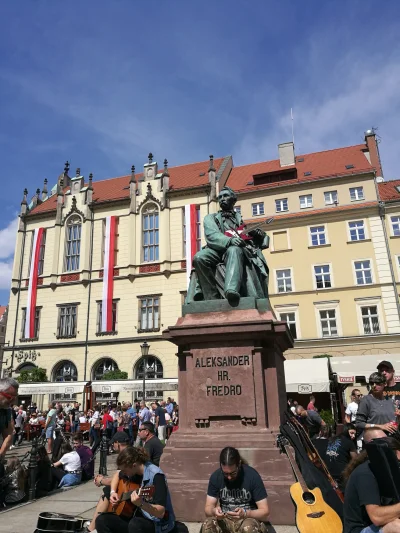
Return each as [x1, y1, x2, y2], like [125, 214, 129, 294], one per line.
[96, 446, 176, 533]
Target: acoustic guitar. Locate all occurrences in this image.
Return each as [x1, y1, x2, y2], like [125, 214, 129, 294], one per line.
[107, 479, 155, 518]
[277, 436, 343, 533]
[223, 218, 274, 240]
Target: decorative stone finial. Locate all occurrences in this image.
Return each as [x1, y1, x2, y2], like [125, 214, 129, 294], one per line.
[76, 167, 81, 177]
[209, 154, 215, 171]
[163, 159, 169, 174]
[43, 178, 48, 191]
[130, 165, 136, 183]
[148, 153, 153, 164]
[21, 188, 28, 204]
[36, 188, 40, 198]
[64, 161, 70, 175]
[88, 173, 93, 189]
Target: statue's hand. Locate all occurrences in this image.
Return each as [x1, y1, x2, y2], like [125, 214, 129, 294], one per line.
[230, 237, 245, 247]
[249, 229, 265, 238]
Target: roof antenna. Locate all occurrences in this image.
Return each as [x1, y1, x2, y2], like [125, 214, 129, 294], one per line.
[291, 108, 295, 146]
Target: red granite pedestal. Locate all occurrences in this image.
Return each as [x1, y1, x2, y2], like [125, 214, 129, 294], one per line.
[161, 298, 295, 525]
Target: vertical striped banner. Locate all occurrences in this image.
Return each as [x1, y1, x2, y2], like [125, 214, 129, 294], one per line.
[101, 216, 117, 332]
[184, 204, 198, 288]
[25, 228, 44, 339]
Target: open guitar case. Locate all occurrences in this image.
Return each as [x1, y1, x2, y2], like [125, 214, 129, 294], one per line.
[366, 438, 400, 505]
[279, 413, 344, 522]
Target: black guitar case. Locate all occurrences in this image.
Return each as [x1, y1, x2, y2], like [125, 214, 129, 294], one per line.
[366, 439, 400, 505]
[35, 512, 86, 532]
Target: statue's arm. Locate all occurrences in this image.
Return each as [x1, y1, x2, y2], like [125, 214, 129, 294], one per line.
[251, 230, 270, 250]
[204, 215, 232, 252]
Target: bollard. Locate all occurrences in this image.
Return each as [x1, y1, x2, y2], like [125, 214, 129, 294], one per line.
[28, 438, 38, 501]
[98, 433, 109, 476]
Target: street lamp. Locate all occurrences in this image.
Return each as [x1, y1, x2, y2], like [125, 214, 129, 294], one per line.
[140, 340, 150, 403]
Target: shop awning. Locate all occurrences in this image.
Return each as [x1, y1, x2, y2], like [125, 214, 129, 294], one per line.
[284, 358, 331, 394]
[330, 354, 400, 384]
[91, 379, 179, 394]
[18, 381, 86, 395]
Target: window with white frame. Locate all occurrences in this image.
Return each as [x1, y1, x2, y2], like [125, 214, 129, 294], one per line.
[57, 305, 77, 338]
[391, 216, 400, 236]
[354, 260, 372, 285]
[349, 221, 366, 241]
[275, 198, 288, 213]
[38, 230, 46, 275]
[142, 204, 159, 262]
[139, 296, 160, 331]
[324, 190, 338, 205]
[350, 187, 364, 201]
[64, 216, 82, 271]
[310, 226, 326, 246]
[21, 307, 41, 339]
[319, 309, 338, 337]
[361, 306, 380, 334]
[276, 269, 292, 293]
[300, 194, 313, 209]
[252, 202, 264, 216]
[96, 300, 118, 334]
[234, 206, 241, 214]
[280, 312, 297, 339]
[314, 265, 331, 289]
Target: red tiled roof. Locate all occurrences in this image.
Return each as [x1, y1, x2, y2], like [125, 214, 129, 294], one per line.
[378, 180, 400, 202]
[30, 157, 227, 216]
[244, 201, 378, 225]
[0, 306, 7, 322]
[227, 145, 374, 193]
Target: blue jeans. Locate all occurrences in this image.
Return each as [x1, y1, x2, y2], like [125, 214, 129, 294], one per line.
[73, 421, 79, 433]
[361, 526, 383, 533]
[59, 472, 81, 487]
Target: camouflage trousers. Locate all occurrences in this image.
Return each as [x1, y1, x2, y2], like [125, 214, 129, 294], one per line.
[201, 516, 269, 533]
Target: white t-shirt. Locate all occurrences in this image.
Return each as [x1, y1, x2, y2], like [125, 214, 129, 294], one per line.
[345, 401, 359, 422]
[79, 416, 87, 423]
[60, 451, 81, 472]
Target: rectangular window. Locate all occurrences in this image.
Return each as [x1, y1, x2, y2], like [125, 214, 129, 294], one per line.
[280, 312, 297, 339]
[300, 194, 313, 209]
[273, 231, 289, 251]
[314, 265, 331, 289]
[275, 198, 288, 213]
[252, 202, 264, 216]
[101, 218, 119, 268]
[319, 309, 338, 337]
[65, 218, 82, 271]
[234, 206, 241, 214]
[38, 230, 46, 276]
[182, 207, 201, 257]
[139, 296, 160, 331]
[143, 207, 159, 262]
[21, 308, 41, 339]
[350, 186, 364, 201]
[97, 301, 118, 333]
[354, 260, 372, 285]
[391, 216, 400, 236]
[276, 269, 292, 293]
[324, 191, 338, 205]
[57, 305, 77, 338]
[361, 306, 380, 334]
[349, 221, 366, 241]
[310, 226, 326, 246]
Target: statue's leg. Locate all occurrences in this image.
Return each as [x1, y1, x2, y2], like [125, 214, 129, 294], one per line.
[193, 248, 221, 300]
[224, 246, 244, 305]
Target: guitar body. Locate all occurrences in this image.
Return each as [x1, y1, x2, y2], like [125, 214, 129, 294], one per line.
[107, 480, 140, 518]
[36, 512, 85, 532]
[224, 224, 253, 241]
[289, 483, 343, 533]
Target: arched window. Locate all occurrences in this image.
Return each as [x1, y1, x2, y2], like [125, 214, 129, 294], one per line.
[64, 215, 82, 271]
[142, 204, 159, 262]
[53, 360, 78, 382]
[16, 362, 37, 373]
[134, 356, 163, 401]
[92, 358, 118, 381]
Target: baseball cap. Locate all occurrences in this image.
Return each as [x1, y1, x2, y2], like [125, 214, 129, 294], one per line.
[377, 360, 394, 371]
[109, 431, 130, 444]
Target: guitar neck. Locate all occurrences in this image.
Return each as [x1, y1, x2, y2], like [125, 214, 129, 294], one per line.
[284, 444, 309, 493]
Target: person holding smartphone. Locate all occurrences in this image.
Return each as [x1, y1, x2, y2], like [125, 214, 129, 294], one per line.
[202, 447, 270, 533]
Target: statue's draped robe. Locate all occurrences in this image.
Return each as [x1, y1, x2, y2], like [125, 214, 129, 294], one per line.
[186, 211, 269, 303]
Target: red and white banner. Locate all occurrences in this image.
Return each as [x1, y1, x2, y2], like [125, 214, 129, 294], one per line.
[25, 228, 45, 339]
[102, 216, 117, 332]
[184, 205, 198, 287]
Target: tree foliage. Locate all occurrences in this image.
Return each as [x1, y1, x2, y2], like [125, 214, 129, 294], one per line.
[101, 369, 128, 380]
[17, 367, 48, 383]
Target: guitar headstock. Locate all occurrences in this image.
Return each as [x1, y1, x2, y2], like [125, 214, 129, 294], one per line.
[276, 434, 289, 452]
[140, 485, 156, 501]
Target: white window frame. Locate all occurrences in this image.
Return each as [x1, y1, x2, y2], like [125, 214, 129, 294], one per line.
[300, 194, 313, 209]
[324, 190, 338, 205]
[233, 206, 241, 214]
[348, 220, 367, 242]
[270, 230, 291, 252]
[142, 204, 160, 263]
[275, 268, 294, 293]
[355, 297, 385, 335]
[312, 263, 333, 290]
[309, 224, 328, 247]
[252, 202, 265, 216]
[64, 215, 82, 272]
[275, 198, 288, 213]
[396, 255, 400, 280]
[275, 304, 301, 339]
[353, 259, 374, 285]
[350, 186, 364, 201]
[314, 301, 342, 338]
[390, 216, 400, 237]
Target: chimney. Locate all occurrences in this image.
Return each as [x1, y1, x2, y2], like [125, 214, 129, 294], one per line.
[278, 142, 295, 167]
[364, 129, 383, 179]
[86, 173, 93, 204]
[42, 178, 48, 201]
[208, 155, 216, 201]
[129, 165, 136, 213]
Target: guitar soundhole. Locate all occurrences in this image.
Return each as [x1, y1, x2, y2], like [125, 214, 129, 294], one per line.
[302, 491, 316, 505]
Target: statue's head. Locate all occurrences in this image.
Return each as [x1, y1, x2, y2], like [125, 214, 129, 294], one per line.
[218, 186, 237, 211]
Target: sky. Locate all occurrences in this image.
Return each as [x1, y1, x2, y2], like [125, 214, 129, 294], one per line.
[0, 0, 400, 303]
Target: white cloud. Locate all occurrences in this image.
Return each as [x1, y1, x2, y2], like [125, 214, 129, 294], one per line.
[0, 218, 18, 259]
[0, 260, 14, 290]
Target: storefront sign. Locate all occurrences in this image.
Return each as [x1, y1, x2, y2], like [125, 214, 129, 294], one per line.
[338, 376, 354, 383]
[298, 384, 312, 394]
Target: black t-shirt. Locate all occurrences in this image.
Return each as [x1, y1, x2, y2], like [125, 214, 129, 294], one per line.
[207, 464, 267, 513]
[383, 382, 400, 409]
[343, 461, 381, 533]
[155, 406, 166, 426]
[144, 436, 165, 467]
[315, 436, 356, 479]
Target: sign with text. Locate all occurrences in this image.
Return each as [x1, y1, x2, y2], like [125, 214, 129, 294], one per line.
[298, 384, 312, 394]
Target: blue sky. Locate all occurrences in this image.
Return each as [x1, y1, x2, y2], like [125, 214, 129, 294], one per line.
[0, 1, 400, 303]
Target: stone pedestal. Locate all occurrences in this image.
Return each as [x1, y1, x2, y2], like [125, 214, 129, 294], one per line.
[161, 298, 295, 525]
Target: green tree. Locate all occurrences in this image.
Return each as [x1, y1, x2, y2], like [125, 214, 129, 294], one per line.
[101, 369, 128, 380]
[17, 367, 48, 383]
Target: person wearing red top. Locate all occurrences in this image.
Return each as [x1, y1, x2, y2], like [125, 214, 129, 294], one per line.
[101, 408, 114, 440]
[307, 395, 316, 411]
